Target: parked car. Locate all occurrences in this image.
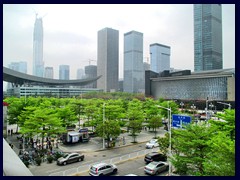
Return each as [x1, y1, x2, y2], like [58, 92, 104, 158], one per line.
[146, 139, 159, 149]
[144, 152, 167, 164]
[144, 161, 169, 175]
[89, 162, 118, 176]
[57, 152, 84, 165]
[124, 174, 138, 176]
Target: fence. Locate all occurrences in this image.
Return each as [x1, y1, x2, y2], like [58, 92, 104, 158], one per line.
[49, 148, 156, 176]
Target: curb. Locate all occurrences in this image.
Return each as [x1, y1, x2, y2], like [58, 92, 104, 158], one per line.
[58, 140, 150, 154]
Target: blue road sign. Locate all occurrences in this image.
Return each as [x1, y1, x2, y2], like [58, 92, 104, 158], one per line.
[172, 114, 191, 128]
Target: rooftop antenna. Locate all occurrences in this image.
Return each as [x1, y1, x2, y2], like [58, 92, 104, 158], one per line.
[32, 9, 38, 18]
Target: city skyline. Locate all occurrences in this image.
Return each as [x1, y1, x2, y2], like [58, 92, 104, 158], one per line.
[3, 4, 235, 88]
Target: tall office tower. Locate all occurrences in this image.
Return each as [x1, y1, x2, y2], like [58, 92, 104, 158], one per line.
[8, 61, 27, 73]
[123, 31, 144, 93]
[85, 65, 97, 88]
[97, 27, 119, 92]
[77, 68, 85, 79]
[150, 43, 171, 73]
[44, 67, 54, 79]
[33, 14, 44, 77]
[59, 65, 70, 80]
[8, 61, 27, 89]
[194, 4, 222, 71]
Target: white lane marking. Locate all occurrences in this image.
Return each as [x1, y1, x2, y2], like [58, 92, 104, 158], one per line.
[46, 168, 62, 173]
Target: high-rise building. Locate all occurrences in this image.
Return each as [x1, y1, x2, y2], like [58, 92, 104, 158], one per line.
[7, 61, 27, 89]
[8, 61, 27, 73]
[77, 68, 85, 79]
[97, 27, 119, 92]
[150, 43, 171, 73]
[44, 67, 54, 79]
[59, 65, 69, 80]
[85, 65, 97, 88]
[123, 30, 144, 93]
[33, 14, 44, 77]
[194, 4, 222, 71]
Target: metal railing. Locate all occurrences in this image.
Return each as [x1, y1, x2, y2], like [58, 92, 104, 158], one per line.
[49, 148, 156, 176]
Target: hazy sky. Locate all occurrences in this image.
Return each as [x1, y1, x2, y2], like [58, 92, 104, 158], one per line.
[3, 4, 235, 81]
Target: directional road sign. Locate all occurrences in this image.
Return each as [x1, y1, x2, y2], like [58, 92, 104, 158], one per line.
[172, 114, 192, 128]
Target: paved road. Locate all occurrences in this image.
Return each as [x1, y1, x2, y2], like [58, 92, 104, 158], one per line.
[77, 156, 168, 176]
[5, 127, 167, 176]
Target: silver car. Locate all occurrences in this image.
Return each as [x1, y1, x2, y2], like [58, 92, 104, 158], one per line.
[145, 139, 159, 149]
[89, 162, 118, 176]
[144, 161, 169, 175]
[57, 152, 84, 165]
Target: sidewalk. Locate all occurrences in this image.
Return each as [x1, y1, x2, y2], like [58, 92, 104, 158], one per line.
[4, 127, 167, 156]
[58, 127, 166, 153]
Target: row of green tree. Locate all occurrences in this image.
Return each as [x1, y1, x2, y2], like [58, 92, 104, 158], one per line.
[158, 109, 235, 176]
[4, 95, 235, 175]
[4, 96, 179, 147]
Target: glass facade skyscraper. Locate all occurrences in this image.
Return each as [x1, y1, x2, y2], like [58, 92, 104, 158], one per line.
[123, 31, 144, 93]
[7, 61, 27, 89]
[150, 43, 171, 73]
[194, 4, 222, 72]
[33, 15, 44, 77]
[97, 27, 119, 92]
[44, 67, 54, 79]
[59, 65, 70, 80]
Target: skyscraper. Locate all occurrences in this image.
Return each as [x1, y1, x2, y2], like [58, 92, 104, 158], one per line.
[150, 43, 171, 73]
[7, 61, 27, 89]
[77, 68, 85, 79]
[123, 30, 144, 93]
[194, 4, 222, 71]
[85, 65, 97, 88]
[8, 61, 27, 73]
[33, 14, 44, 77]
[59, 65, 69, 80]
[97, 27, 119, 92]
[44, 67, 54, 79]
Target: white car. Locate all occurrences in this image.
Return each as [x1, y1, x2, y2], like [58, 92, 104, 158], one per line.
[146, 139, 159, 149]
[89, 162, 118, 176]
[144, 161, 169, 175]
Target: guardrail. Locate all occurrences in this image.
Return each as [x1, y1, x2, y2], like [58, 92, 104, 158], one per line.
[49, 148, 156, 176]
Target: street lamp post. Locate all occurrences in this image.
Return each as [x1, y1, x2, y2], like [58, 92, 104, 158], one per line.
[217, 101, 231, 110]
[180, 102, 184, 113]
[190, 104, 196, 116]
[209, 103, 214, 118]
[206, 97, 209, 121]
[156, 104, 172, 176]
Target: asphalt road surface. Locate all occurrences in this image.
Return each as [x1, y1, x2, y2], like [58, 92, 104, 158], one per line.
[29, 142, 161, 176]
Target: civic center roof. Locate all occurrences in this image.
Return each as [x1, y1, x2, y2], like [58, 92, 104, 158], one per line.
[3, 66, 101, 86]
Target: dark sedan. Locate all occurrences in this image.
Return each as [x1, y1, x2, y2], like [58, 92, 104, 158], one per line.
[57, 152, 84, 165]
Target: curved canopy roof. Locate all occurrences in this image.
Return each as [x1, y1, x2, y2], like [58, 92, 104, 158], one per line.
[3, 66, 101, 86]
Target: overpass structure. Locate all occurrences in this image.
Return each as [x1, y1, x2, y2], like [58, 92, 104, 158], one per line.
[3, 66, 101, 87]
